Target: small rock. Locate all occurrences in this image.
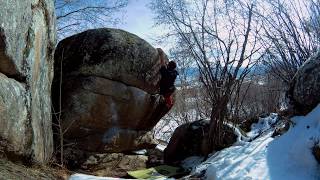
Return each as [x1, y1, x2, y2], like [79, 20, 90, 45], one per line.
[81, 153, 148, 177]
[272, 117, 291, 138]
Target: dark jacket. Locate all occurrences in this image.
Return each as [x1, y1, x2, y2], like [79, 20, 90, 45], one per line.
[159, 66, 178, 95]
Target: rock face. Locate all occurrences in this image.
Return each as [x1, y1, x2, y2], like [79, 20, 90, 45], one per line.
[53, 28, 169, 154]
[0, 0, 56, 163]
[164, 120, 237, 164]
[289, 50, 320, 114]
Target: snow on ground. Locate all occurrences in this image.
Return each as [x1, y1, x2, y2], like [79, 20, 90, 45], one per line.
[191, 130, 274, 179]
[181, 156, 205, 171]
[267, 105, 320, 180]
[191, 105, 320, 180]
[69, 105, 320, 180]
[154, 108, 199, 143]
[225, 113, 278, 145]
[69, 174, 136, 180]
[156, 144, 167, 151]
[246, 113, 278, 138]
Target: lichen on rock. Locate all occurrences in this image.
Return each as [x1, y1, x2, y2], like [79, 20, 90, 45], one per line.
[0, 0, 56, 163]
[52, 28, 170, 160]
[289, 50, 320, 115]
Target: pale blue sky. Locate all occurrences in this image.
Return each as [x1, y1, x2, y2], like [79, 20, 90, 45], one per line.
[114, 0, 167, 49]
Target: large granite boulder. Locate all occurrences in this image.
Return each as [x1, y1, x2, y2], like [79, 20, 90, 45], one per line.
[0, 0, 56, 163]
[164, 120, 237, 164]
[289, 50, 320, 114]
[52, 28, 170, 154]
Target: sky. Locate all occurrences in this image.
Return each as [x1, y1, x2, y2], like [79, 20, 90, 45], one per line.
[116, 0, 161, 46]
[113, 0, 167, 49]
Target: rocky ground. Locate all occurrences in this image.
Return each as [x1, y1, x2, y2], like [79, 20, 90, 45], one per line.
[0, 158, 70, 180]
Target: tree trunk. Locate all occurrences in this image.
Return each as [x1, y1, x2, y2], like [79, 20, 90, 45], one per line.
[208, 95, 229, 153]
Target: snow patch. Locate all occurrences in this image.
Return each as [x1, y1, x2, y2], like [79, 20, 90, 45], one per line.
[181, 156, 205, 171]
[247, 113, 278, 138]
[192, 105, 320, 180]
[156, 144, 167, 152]
[192, 131, 273, 179]
[69, 173, 135, 180]
[267, 105, 320, 180]
[132, 149, 147, 155]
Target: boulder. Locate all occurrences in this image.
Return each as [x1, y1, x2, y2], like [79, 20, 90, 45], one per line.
[239, 116, 260, 132]
[146, 147, 165, 167]
[0, 0, 56, 163]
[52, 28, 170, 154]
[80, 153, 148, 177]
[271, 116, 291, 138]
[164, 120, 237, 164]
[54, 28, 163, 94]
[0, 74, 30, 160]
[164, 120, 210, 164]
[289, 50, 320, 114]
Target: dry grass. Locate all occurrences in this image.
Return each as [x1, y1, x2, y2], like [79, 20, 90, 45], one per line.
[0, 158, 71, 180]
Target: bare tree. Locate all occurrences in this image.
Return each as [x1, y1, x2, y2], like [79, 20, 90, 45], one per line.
[151, 0, 264, 152]
[236, 72, 286, 119]
[55, 0, 128, 39]
[258, 0, 320, 86]
[309, 0, 320, 41]
[153, 46, 212, 142]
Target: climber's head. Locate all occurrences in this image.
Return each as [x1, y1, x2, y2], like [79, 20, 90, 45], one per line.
[168, 61, 177, 70]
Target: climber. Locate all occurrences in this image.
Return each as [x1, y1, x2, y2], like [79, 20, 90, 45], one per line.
[158, 49, 178, 108]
